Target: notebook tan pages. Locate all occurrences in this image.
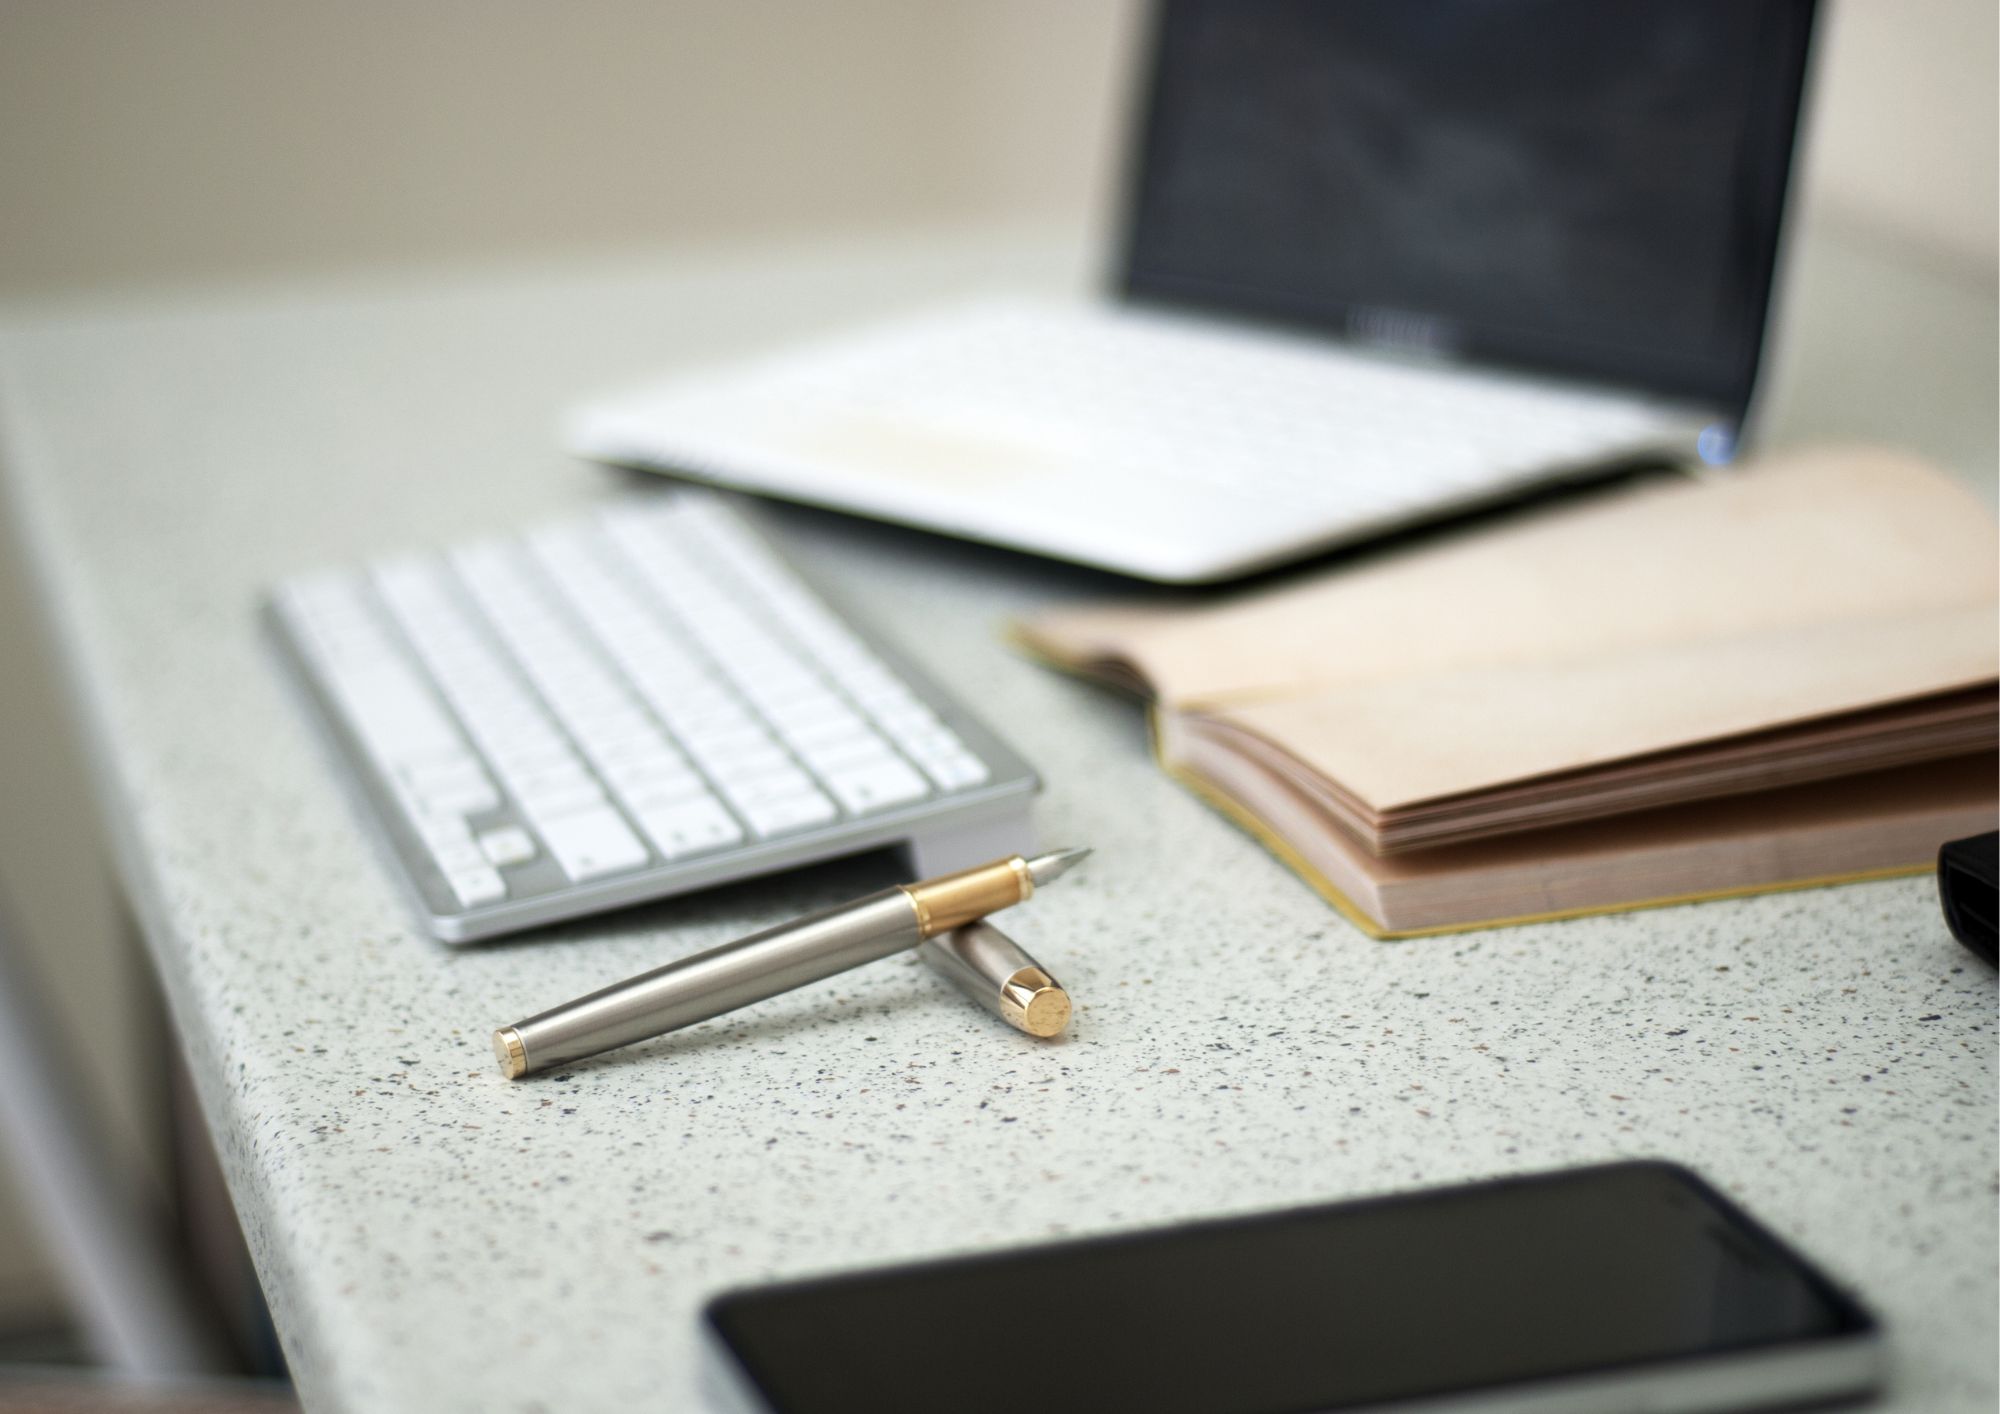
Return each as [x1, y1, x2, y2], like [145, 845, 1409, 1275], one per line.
[1016, 446, 2000, 935]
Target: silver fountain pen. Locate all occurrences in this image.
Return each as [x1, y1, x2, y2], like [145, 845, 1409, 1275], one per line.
[493, 847, 1090, 1078]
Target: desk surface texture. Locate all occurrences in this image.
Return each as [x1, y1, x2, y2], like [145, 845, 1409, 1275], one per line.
[2, 227, 1993, 1412]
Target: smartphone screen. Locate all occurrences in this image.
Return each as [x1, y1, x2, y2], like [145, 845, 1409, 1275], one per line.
[705, 1161, 1877, 1414]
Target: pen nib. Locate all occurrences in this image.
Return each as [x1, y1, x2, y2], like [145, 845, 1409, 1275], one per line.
[1025, 846, 1092, 889]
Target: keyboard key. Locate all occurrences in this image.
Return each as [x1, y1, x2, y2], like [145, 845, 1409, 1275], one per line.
[658, 699, 753, 737]
[446, 866, 506, 908]
[635, 800, 743, 859]
[823, 758, 930, 814]
[500, 758, 595, 796]
[797, 733, 898, 774]
[407, 808, 475, 853]
[308, 618, 398, 671]
[919, 749, 990, 790]
[394, 751, 481, 790]
[477, 826, 538, 869]
[329, 661, 467, 764]
[607, 745, 703, 786]
[762, 690, 853, 729]
[870, 698, 941, 735]
[566, 701, 655, 743]
[707, 751, 796, 788]
[617, 777, 715, 818]
[412, 771, 501, 817]
[429, 838, 490, 874]
[741, 793, 838, 838]
[486, 739, 580, 778]
[719, 769, 818, 809]
[777, 712, 870, 750]
[606, 748, 703, 788]
[539, 808, 649, 881]
[516, 778, 608, 822]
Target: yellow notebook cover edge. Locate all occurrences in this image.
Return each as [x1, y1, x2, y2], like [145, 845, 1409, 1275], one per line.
[1166, 751, 1936, 939]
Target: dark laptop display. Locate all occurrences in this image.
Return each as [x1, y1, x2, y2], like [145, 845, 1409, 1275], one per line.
[1122, 0, 1817, 421]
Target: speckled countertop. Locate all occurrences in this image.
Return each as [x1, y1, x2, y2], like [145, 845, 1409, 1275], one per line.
[2, 228, 1993, 1412]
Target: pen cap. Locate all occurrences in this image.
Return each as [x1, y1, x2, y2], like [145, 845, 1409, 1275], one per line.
[920, 920, 1071, 1038]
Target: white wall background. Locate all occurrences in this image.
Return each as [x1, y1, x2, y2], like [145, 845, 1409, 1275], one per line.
[0, 0, 1992, 1336]
[1803, 0, 1997, 276]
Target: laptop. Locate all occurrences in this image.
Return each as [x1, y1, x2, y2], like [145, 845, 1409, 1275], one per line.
[568, 0, 1818, 584]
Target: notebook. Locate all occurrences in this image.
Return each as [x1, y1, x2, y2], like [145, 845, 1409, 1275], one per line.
[1018, 447, 2000, 936]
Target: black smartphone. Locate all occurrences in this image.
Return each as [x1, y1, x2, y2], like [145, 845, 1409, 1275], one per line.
[702, 1161, 1881, 1414]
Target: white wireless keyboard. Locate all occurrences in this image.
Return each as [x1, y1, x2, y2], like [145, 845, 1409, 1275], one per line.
[269, 492, 1036, 941]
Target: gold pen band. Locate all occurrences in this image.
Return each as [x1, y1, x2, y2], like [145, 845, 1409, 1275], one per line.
[899, 854, 1034, 937]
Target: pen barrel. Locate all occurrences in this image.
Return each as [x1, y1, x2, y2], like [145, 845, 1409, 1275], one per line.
[920, 920, 1072, 1038]
[502, 890, 922, 1075]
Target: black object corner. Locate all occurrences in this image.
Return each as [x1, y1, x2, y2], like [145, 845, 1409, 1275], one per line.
[1938, 831, 1998, 966]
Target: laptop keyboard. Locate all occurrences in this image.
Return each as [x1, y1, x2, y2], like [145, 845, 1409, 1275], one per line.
[754, 300, 1684, 511]
[273, 493, 1034, 940]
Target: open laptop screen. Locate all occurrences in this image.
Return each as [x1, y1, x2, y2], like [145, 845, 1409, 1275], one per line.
[1120, 0, 1816, 419]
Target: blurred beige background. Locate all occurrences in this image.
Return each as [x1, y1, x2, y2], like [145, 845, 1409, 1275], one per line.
[0, 0, 1993, 1341]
